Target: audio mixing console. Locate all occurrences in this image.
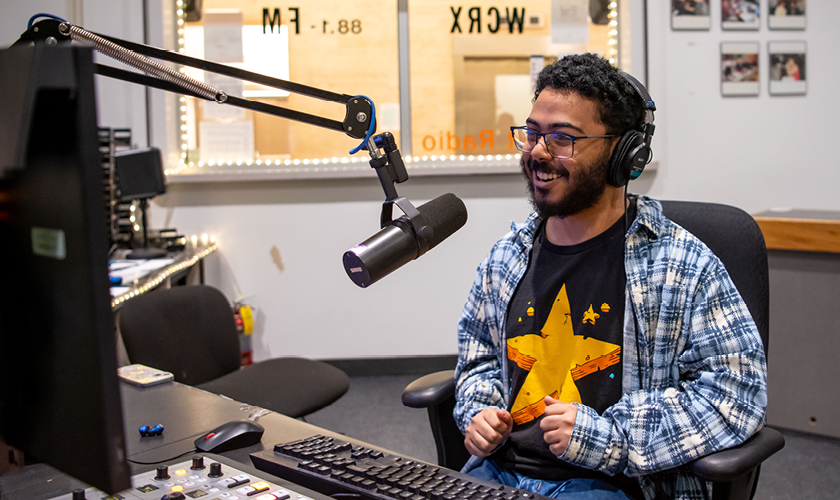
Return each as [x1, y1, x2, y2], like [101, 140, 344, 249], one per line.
[47, 453, 332, 500]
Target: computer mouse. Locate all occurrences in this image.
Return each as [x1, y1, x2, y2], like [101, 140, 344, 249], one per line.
[194, 420, 265, 453]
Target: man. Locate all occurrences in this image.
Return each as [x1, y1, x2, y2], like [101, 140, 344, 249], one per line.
[454, 54, 767, 500]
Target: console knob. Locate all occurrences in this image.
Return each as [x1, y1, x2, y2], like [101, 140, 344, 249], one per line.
[191, 456, 205, 470]
[155, 466, 170, 480]
[208, 462, 223, 477]
[71, 489, 86, 500]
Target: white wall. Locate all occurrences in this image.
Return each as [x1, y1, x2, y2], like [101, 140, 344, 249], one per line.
[1, 0, 152, 148]
[153, 175, 532, 359]
[5, 0, 838, 361]
[642, 0, 840, 213]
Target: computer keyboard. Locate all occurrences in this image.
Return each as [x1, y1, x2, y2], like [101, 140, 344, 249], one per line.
[250, 434, 551, 500]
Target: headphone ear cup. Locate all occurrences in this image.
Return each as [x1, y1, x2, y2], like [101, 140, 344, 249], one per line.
[608, 131, 645, 187]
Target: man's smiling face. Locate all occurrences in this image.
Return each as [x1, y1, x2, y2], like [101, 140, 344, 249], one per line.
[521, 88, 618, 220]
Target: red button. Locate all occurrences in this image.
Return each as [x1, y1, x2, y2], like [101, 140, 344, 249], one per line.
[205, 433, 215, 440]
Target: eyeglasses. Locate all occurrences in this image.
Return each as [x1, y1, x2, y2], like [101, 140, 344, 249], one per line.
[510, 126, 618, 159]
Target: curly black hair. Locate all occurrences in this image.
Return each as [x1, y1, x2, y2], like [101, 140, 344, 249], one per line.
[534, 53, 646, 136]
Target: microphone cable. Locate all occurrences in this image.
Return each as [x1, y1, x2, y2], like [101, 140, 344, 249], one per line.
[27, 13, 67, 28]
[348, 95, 376, 155]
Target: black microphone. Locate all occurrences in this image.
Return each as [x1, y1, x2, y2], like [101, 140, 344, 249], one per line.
[343, 193, 468, 288]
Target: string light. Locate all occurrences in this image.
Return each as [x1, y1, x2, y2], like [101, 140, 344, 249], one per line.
[177, 5, 188, 166]
[608, 2, 619, 66]
[111, 242, 218, 307]
[170, 152, 525, 174]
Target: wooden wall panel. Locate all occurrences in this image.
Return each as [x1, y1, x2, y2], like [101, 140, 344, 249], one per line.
[408, 0, 611, 157]
[192, 1, 614, 160]
[199, 0, 399, 159]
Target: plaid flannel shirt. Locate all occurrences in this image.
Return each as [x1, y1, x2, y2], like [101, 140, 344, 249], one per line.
[454, 196, 768, 500]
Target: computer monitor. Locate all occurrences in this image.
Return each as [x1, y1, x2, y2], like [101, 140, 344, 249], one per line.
[0, 44, 131, 493]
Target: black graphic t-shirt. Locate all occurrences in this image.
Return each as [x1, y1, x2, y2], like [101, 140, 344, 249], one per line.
[493, 215, 626, 484]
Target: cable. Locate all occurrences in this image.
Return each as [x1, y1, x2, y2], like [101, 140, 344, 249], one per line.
[623, 183, 644, 389]
[27, 13, 67, 28]
[348, 95, 376, 155]
[127, 448, 198, 465]
[623, 182, 630, 235]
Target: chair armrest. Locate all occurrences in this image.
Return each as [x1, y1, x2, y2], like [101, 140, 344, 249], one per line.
[688, 426, 785, 482]
[402, 370, 456, 408]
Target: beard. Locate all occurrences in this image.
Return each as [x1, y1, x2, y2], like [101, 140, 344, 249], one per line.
[521, 147, 612, 219]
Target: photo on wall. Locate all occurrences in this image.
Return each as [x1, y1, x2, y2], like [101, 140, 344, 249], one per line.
[722, 0, 760, 30]
[671, 0, 711, 30]
[769, 0, 806, 30]
[721, 42, 760, 96]
[769, 41, 807, 95]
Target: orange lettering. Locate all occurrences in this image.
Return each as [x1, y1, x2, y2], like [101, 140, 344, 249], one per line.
[479, 129, 494, 149]
[422, 135, 436, 151]
[464, 135, 477, 150]
[447, 131, 461, 151]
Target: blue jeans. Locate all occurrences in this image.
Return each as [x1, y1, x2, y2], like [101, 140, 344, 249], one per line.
[463, 458, 632, 500]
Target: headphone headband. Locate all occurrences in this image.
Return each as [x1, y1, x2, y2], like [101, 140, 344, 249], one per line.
[606, 71, 656, 187]
[620, 71, 656, 148]
[619, 72, 656, 112]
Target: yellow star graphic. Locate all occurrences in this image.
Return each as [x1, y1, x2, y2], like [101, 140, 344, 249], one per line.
[506, 285, 620, 424]
[582, 304, 600, 325]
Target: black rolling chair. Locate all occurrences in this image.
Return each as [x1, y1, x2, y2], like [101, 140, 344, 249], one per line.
[118, 285, 349, 418]
[402, 200, 785, 500]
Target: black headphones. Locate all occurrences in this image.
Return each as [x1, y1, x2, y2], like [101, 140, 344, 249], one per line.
[607, 72, 656, 188]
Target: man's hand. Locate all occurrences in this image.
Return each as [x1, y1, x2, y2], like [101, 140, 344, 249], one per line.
[540, 396, 577, 456]
[464, 407, 513, 457]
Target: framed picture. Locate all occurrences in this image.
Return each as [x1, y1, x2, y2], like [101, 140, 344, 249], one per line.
[768, 0, 806, 30]
[722, 0, 760, 30]
[672, 0, 711, 30]
[721, 42, 760, 96]
[769, 41, 807, 95]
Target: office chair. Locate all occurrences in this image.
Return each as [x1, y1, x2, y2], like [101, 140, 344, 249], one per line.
[118, 285, 349, 418]
[402, 200, 785, 500]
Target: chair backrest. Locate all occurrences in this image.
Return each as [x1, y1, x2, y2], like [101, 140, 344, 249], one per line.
[659, 200, 769, 354]
[118, 285, 241, 386]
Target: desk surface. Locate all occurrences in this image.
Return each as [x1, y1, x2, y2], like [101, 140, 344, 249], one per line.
[0, 382, 406, 499]
[120, 381, 339, 465]
[753, 209, 840, 253]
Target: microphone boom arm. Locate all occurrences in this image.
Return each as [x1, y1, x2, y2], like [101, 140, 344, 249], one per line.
[365, 132, 432, 253]
[15, 18, 434, 259]
[15, 19, 373, 139]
